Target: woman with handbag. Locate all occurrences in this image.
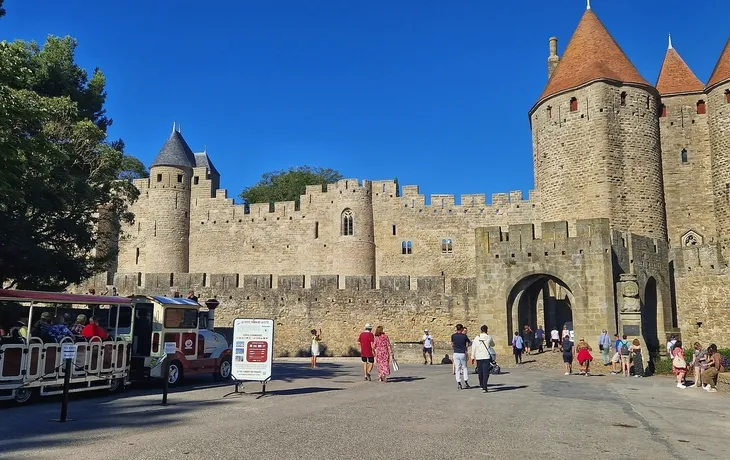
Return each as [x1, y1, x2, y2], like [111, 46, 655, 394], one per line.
[671, 340, 688, 389]
[373, 326, 393, 382]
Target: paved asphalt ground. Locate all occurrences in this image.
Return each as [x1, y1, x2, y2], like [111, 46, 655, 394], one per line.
[0, 359, 728, 460]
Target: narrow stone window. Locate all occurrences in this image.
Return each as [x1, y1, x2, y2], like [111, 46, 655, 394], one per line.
[194, 176, 199, 185]
[135, 248, 140, 265]
[156, 173, 162, 182]
[341, 209, 354, 236]
[401, 241, 412, 255]
[382, 183, 386, 193]
[177, 174, 183, 183]
[392, 224, 397, 236]
[441, 238, 453, 254]
[696, 100, 706, 115]
[726, 89, 730, 103]
[569, 97, 578, 112]
[620, 91, 627, 106]
[314, 221, 319, 239]
[660, 104, 667, 118]
[681, 149, 688, 164]
[546, 106, 552, 118]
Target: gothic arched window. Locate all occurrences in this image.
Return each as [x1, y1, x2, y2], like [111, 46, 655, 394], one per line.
[696, 100, 706, 115]
[681, 149, 688, 164]
[401, 241, 412, 255]
[341, 209, 354, 236]
[569, 97, 578, 112]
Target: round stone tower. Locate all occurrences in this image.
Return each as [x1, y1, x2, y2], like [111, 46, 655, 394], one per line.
[706, 38, 730, 257]
[331, 179, 376, 283]
[146, 125, 195, 273]
[530, 7, 667, 240]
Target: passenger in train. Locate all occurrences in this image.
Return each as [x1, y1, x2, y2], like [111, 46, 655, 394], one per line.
[13, 319, 28, 339]
[49, 315, 75, 342]
[81, 316, 109, 340]
[31, 312, 53, 342]
[70, 314, 87, 335]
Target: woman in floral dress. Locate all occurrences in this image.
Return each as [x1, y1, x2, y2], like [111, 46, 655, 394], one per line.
[373, 326, 392, 382]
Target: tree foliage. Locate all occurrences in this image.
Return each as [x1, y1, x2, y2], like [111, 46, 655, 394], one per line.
[0, 36, 140, 290]
[240, 166, 343, 206]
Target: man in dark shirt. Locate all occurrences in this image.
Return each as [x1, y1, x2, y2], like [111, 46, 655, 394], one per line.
[451, 324, 471, 389]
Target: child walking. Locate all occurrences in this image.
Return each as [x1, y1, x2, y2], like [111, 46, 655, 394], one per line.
[311, 329, 322, 368]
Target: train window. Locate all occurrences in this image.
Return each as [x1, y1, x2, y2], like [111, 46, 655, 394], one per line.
[164, 308, 199, 328]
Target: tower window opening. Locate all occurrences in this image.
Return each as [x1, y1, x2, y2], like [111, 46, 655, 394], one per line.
[177, 174, 182, 183]
[725, 89, 730, 103]
[156, 173, 162, 182]
[546, 106, 552, 118]
[696, 100, 706, 114]
[194, 176, 199, 185]
[135, 248, 140, 265]
[341, 209, 354, 236]
[569, 97, 578, 112]
[314, 221, 319, 239]
[620, 92, 627, 106]
[681, 149, 688, 164]
[401, 241, 412, 255]
[392, 224, 397, 236]
[660, 104, 667, 117]
[441, 238, 453, 254]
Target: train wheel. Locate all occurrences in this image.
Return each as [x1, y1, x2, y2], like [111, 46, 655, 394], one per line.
[14, 388, 37, 405]
[168, 360, 183, 386]
[216, 357, 232, 381]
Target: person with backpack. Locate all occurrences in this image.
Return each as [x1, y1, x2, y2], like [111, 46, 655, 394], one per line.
[471, 325, 496, 393]
[561, 334, 574, 375]
[619, 335, 631, 377]
[512, 331, 524, 364]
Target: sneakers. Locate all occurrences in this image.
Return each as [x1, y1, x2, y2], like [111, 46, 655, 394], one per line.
[457, 382, 463, 390]
[464, 382, 471, 389]
[482, 389, 488, 393]
[707, 388, 717, 393]
[564, 372, 570, 375]
[703, 384, 710, 390]
[610, 371, 617, 375]
[677, 383, 685, 389]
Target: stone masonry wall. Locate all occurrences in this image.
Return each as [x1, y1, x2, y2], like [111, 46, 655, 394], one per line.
[708, 81, 730, 260]
[531, 82, 667, 240]
[84, 273, 480, 359]
[659, 92, 715, 248]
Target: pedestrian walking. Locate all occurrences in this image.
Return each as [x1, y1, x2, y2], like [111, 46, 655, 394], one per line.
[562, 335, 574, 375]
[451, 324, 471, 390]
[521, 325, 533, 355]
[618, 335, 631, 377]
[373, 326, 393, 382]
[576, 339, 593, 375]
[358, 324, 375, 381]
[550, 327, 560, 352]
[511, 332, 524, 364]
[422, 329, 434, 365]
[310, 328, 322, 368]
[610, 333, 621, 375]
[671, 340, 688, 389]
[629, 338, 643, 377]
[471, 325, 495, 393]
[535, 325, 545, 353]
[598, 329, 612, 365]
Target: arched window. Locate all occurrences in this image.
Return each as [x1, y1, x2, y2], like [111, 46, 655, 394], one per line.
[696, 100, 706, 115]
[681, 149, 688, 164]
[441, 239, 453, 254]
[569, 97, 578, 112]
[726, 89, 730, 104]
[620, 92, 627, 106]
[341, 209, 353, 236]
[660, 104, 667, 118]
[401, 241, 412, 255]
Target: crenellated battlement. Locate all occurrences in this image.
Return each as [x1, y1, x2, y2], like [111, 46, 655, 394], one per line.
[480, 219, 612, 255]
[670, 243, 729, 276]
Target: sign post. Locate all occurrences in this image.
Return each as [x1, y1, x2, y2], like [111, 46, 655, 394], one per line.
[162, 342, 176, 406]
[231, 319, 274, 395]
[58, 344, 76, 422]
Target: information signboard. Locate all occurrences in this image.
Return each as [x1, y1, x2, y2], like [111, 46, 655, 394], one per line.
[61, 344, 76, 360]
[231, 318, 274, 381]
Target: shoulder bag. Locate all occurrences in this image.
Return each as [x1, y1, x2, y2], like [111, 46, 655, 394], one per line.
[672, 350, 687, 369]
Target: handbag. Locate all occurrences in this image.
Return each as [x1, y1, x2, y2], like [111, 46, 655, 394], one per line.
[391, 356, 399, 372]
[481, 339, 497, 361]
[672, 354, 687, 369]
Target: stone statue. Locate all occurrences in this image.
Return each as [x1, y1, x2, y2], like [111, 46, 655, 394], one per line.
[619, 275, 640, 313]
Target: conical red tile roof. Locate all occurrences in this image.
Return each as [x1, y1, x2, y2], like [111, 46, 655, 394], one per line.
[656, 47, 704, 95]
[537, 10, 650, 103]
[707, 38, 730, 89]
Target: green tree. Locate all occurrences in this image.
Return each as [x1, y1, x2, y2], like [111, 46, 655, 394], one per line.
[240, 166, 343, 207]
[0, 36, 139, 290]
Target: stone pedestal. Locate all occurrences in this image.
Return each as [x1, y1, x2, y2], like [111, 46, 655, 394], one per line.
[619, 312, 643, 341]
[618, 274, 642, 340]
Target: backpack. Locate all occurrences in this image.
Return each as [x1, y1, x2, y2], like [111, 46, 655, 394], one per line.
[620, 340, 630, 356]
[562, 339, 572, 353]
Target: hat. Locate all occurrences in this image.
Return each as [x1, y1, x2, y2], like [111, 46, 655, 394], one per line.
[424, 329, 429, 332]
[364, 323, 373, 330]
[40, 312, 51, 320]
[77, 314, 87, 323]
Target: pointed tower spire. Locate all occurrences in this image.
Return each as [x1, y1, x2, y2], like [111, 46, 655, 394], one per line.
[707, 38, 730, 89]
[656, 41, 704, 95]
[536, 9, 649, 103]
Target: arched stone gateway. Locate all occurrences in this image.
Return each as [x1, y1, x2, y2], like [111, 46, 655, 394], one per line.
[506, 274, 574, 343]
[642, 277, 660, 354]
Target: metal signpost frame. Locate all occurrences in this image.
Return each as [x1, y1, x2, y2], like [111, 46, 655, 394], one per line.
[229, 318, 274, 396]
[55, 344, 76, 422]
[161, 342, 176, 405]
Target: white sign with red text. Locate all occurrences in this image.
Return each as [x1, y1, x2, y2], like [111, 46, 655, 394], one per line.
[231, 318, 274, 381]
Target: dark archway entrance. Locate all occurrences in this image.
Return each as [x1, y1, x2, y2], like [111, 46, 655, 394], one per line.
[642, 277, 660, 354]
[506, 274, 573, 343]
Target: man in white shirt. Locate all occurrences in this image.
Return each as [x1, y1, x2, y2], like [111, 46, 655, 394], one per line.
[550, 327, 560, 352]
[422, 329, 434, 365]
[666, 336, 676, 358]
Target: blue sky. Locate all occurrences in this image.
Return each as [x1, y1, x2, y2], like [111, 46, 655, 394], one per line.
[2, 0, 728, 203]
